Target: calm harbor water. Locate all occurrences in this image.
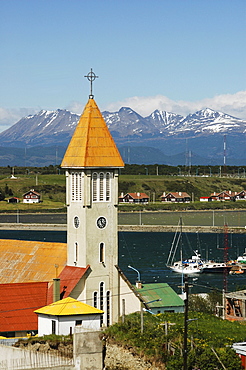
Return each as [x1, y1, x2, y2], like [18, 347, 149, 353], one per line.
[1, 230, 245, 294]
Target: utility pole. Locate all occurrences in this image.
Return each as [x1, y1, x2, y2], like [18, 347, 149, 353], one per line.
[183, 275, 189, 370]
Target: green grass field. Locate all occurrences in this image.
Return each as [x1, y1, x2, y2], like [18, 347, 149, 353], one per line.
[0, 173, 246, 213]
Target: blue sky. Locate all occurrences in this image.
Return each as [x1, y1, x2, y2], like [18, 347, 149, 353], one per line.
[1, 0, 245, 131]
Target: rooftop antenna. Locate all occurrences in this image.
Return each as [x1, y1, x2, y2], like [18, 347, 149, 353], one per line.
[84, 68, 98, 99]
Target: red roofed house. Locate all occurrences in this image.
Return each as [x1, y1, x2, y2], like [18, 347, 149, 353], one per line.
[234, 190, 246, 201]
[200, 196, 213, 202]
[119, 192, 149, 203]
[23, 189, 41, 203]
[210, 190, 240, 201]
[161, 192, 191, 203]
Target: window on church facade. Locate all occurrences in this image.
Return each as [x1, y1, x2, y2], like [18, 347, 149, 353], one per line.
[106, 291, 110, 326]
[92, 172, 98, 201]
[74, 242, 78, 265]
[99, 242, 105, 263]
[71, 172, 83, 202]
[93, 291, 98, 308]
[92, 172, 111, 202]
[99, 173, 104, 201]
[100, 282, 104, 326]
[106, 172, 110, 201]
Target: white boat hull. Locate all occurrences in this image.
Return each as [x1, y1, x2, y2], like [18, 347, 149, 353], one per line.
[169, 262, 202, 274]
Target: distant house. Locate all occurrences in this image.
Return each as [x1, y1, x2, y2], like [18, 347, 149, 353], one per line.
[23, 189, 41, 203]
[161, 192, 191, 203]
[234, 190, 246, 201]
[119, 192, 149, 204]
[225, 290, 246, 322]
[210, 190, 243, 201]
[7, 197, 19, 203]
[200, 196, 213, 202]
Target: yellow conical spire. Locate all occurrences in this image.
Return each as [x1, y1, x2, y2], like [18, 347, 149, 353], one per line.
[61, 98, 124, 168]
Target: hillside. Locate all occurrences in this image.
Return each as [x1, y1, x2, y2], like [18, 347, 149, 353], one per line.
[0, 168, 245, 212]
[119, 174, 246, 203]
[105, 311, 244, 369]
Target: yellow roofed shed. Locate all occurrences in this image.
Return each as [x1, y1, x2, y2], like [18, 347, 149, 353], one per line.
[35, 297, 103, 335]
[35, 297, 103, 316]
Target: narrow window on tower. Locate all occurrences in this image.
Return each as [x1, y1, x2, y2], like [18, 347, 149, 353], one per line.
[93, 291, 98, 308]
[106, 172, 110, 201]
[106, 291, 110, 326]
[99, 242, 105, 263]
[100, 282, 104, 326]
[75, 173, 78, 201]
[74, 242, 78, 265]
[71, 172, 75, 201]
[99, 172, 104, 201]
[92, 172, 98, 201]
[78, 172, 82, 201]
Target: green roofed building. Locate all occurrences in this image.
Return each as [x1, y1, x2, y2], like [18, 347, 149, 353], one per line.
[136, 283, 184, 314]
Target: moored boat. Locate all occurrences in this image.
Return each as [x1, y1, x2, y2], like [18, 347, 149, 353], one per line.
[201, 261, 232, 273]
[236, 249, 246, 264]
[166, 218, 203, 275]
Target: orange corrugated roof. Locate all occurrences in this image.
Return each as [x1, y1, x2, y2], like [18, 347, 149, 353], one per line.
[0, 282, 48, 332]
[0, 239, 67, 284]
[47, 265, 90, 304]
[61, 98, 124, 168]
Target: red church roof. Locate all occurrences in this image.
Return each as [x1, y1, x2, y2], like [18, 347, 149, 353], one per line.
[47, 265, 90, 304]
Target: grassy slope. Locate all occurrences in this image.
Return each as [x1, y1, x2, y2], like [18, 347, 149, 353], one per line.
[119, 174, 246, 199]
[0, 173, 245, 212]
[105, 311, 246, 368]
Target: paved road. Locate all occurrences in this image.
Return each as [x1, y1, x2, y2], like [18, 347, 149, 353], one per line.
[0, 213, 245, 233]
[0, 213, 67, 224]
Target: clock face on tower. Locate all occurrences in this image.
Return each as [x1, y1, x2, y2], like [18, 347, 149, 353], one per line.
[96, 216, 107, 229]
[74, 216, 80, 228]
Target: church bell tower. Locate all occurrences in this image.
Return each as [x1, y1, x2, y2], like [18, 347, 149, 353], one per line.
[61, 70, 124, 325]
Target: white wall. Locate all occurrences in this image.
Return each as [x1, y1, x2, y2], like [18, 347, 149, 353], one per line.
[38, 314, 101, 336]
[119, 278, 141, 316]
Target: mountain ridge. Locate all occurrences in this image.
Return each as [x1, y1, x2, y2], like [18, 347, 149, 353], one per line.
[0, 106, 245, 166]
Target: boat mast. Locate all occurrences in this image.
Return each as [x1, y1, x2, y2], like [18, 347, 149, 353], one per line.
[223, 224, 229, 293]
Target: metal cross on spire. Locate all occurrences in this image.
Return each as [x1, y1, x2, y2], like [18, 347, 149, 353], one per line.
[84, 68, 99, 99]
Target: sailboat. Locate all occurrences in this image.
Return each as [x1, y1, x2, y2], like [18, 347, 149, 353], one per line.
[166, 218, 203, 274]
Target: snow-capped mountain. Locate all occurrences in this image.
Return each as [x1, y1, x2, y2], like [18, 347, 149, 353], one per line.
[174, 108, 246, 135]
[0, 109, 79, 146]
[103, 107, 158, 137]
[145, 110, 184, 133]
[0, 106, 245, 166]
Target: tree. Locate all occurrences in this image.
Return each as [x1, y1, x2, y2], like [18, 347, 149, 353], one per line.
[0, 190, 5, 201]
